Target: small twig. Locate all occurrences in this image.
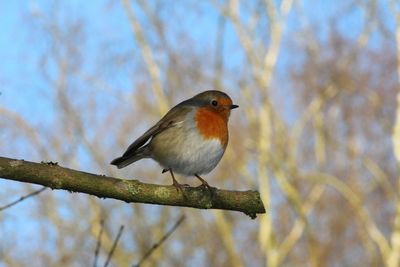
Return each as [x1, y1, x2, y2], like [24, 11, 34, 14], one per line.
[104, 225, 124, 267]
[0, 187, 46, 212]
[93, 219, 105, 267]
[133, 215, 186, 267]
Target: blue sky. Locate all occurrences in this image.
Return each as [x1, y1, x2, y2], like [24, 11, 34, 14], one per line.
[0, 0, 378, 126]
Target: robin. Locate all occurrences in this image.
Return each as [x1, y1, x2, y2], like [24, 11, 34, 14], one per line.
[110, 90, 238, 190]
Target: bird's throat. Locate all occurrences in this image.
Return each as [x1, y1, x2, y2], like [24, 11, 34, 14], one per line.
[195, 108, 228, 146]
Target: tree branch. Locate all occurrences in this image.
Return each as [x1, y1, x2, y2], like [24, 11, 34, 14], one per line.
[104, 225, 124, 267]
[133, 215, 185, 267]
[0, 156, 265, 218]
[0, 186, 46, 212]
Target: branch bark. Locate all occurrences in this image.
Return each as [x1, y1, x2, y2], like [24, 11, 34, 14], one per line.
[0, 156, 265, 218]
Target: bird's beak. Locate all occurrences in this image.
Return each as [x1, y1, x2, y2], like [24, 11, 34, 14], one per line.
[230, 104, 239, 109]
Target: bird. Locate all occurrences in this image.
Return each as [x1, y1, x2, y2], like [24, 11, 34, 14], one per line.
[110, 90, 238, 190]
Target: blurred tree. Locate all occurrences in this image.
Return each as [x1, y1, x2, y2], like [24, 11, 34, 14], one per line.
[1, 0, 400, 266]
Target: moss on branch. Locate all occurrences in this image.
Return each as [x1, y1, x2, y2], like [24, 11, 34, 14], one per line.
[0, 156, 265, 218]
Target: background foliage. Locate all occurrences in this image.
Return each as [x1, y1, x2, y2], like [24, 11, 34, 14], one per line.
[1, 1, 400, 266]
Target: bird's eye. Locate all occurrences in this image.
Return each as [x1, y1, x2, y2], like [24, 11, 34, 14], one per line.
[211, 100, 218, 106]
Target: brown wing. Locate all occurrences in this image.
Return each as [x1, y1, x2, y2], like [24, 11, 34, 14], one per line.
[110, 104, 192, 168]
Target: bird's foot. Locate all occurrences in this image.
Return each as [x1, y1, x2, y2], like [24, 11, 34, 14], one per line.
[196, 183, 216, 198]
[194, 174, 214, 190]
[196, 182, 213, 191]
[172, 180, 190, 193]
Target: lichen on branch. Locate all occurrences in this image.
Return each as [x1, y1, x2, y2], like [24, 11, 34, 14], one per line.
[0, 156, 265, 218]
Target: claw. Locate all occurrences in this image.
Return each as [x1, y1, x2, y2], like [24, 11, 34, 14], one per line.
[172, 180, 185, 193]
[194, 174, 215, 194]
[196, 183, 212, 190]
[168, 169, 187, 193]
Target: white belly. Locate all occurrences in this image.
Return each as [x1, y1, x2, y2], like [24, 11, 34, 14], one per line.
[150, 122, 226, 176]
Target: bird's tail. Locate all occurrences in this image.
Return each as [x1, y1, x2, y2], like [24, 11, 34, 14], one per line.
[110, 146, 150, 169]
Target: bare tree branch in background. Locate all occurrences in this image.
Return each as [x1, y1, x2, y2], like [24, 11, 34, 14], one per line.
[104, 225, 124, 267]
[0, 187, 46, 212]
[121, 0, 169, 115]
[133, 215, 185, 267]
[93, 219, 105, 267]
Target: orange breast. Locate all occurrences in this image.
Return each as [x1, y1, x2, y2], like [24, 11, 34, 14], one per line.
[195, 107, 228, 147]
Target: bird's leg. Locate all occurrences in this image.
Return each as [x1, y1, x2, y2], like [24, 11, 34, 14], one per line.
[168, 169, 188, 192]
[194, 174, 213, 190]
